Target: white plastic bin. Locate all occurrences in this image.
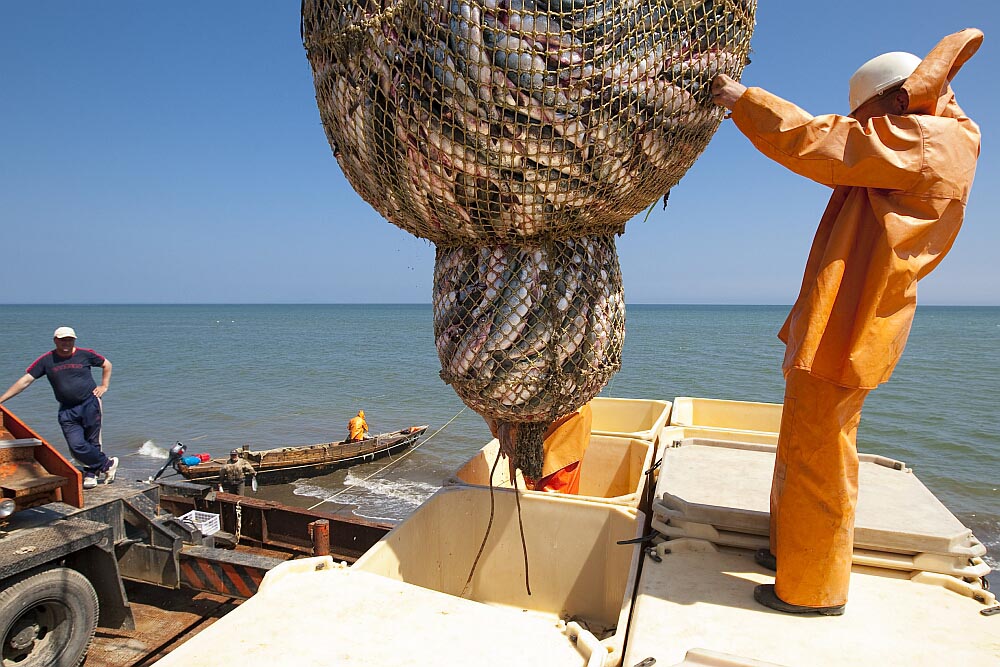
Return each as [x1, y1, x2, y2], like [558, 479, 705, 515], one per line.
[447, 434, 653, 507]
[669, 397, 782, 434]
[158, 487, 643, 667]
[179, 510, 220, 536]
[589, 397, 672, 442]
[660, 425, 779, 447]
[158, 560, 615, 667]
[354, 486, 644, 666]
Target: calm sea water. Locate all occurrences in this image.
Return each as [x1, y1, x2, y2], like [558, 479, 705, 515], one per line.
[1, 304, 997, 567]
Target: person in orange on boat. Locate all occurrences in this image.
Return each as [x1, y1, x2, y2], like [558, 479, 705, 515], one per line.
[711, 28, 982, 616]
[485, 403, 592, 494]
[347, 410, 369, 443]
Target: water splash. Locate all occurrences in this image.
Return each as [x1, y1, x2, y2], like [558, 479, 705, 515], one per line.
[293, 472, 439, 522]
[137, 440, 169, 459]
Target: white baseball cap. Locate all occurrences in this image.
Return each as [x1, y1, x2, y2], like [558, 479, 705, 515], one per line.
[53, 326, 77, 339]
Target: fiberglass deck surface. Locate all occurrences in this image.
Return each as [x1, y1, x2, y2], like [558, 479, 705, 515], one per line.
[624, 544, 999, 667]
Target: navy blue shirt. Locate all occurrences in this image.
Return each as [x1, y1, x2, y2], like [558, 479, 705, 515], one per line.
[27, 348, 106, 409]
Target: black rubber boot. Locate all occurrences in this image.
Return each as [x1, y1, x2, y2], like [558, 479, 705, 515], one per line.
[753, 584, 845, 616]
[754, 548, 777, 571]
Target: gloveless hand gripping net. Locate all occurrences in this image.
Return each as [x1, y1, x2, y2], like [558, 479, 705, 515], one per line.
[303, 0, 755, 476]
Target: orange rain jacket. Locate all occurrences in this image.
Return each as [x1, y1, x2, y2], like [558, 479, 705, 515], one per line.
[348, 410, 368, 442]
[731, 29, 982, 389]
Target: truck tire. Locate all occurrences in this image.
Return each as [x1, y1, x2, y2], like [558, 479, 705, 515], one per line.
[0, 567, 99, 667]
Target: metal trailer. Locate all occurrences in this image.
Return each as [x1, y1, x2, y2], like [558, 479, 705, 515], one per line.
[0, 405, 393, 667]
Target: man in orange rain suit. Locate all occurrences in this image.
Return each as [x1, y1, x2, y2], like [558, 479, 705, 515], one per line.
[485, 403, 592, 494]
[347, 410, 369, 442]
[711, 28, 982, 615]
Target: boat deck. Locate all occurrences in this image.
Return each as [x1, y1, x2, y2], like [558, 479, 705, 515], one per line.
[61, 398, 999, 666]
[624, 435, 997, 666]
[623, 541, 999, 666]
[83, 581, 239, 667]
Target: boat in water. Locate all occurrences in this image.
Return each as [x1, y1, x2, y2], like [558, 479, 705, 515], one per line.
[155, 397, 996, 666]
[175, 425, 428, 485]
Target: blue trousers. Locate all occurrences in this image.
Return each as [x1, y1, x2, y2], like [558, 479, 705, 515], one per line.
[58, 395, 109, 474]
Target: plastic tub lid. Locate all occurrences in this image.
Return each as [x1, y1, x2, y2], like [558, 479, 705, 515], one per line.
[655, 439, 981, 557]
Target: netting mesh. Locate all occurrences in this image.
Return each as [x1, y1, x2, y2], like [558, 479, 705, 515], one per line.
[302, 0, 755, 243]
[302, 0, 755, 474]
[433, 236, 624, 474]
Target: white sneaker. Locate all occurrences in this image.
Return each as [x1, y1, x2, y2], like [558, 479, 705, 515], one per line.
[103, 457, 119, 484]
[83, 474, 98, 489]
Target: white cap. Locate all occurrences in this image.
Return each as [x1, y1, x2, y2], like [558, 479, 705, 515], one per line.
[848, 51, 922, 112]
[53, 326, 77, 339]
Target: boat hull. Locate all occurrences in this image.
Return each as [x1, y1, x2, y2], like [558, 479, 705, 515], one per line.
[178, 427, 427, 486]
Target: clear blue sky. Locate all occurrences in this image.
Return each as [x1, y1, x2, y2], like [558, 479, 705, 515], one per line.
[1, 2, 997, 305]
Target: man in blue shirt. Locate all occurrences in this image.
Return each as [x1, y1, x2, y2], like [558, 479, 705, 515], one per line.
[0, 326, 119, 489]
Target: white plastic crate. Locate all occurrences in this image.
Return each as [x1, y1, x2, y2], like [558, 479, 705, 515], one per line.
[180, 510, 220, 536]
[446, 434, 653, 507]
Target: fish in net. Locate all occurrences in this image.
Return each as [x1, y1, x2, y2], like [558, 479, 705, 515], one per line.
[302, 0, 756, 472]
[434, 237, 623, 476]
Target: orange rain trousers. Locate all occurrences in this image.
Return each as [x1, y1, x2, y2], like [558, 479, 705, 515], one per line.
[770, 369, 868, 608]
[537, 404, 592, 480]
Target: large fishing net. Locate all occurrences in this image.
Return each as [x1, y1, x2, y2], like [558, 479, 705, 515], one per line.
[302, 0, 755, 477]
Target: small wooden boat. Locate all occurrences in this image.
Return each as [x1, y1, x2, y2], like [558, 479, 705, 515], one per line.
[176, 426, 429, 485]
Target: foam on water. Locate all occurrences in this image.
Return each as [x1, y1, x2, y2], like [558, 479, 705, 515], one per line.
[137, 440, 169, 459]
[293, 472, 439, 522]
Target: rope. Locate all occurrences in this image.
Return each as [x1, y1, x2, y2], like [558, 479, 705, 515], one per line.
[513, 466, 531, 596]
[461, 446, 502, 598]
[307, 407, 467, 511]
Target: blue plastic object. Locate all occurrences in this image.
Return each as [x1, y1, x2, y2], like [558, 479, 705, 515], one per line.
[181, 455, 202, 466]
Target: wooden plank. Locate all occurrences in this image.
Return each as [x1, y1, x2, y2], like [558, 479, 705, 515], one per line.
[2, 473, 68, 494]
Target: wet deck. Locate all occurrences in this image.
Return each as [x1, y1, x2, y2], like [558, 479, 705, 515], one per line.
[84, 581, 240, 666]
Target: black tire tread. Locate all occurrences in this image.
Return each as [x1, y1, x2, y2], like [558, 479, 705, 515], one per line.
[0, 566, 99, 667]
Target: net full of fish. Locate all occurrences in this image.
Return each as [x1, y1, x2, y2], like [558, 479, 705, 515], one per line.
[302, 0, 756, 476]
